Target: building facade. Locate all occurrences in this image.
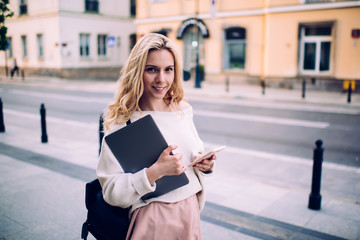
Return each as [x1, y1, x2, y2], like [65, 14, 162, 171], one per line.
[136, 0, 360, 90]
[1, 0, 136, 79]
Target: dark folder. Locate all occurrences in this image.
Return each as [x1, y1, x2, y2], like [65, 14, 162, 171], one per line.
[104, 114, 189, 200]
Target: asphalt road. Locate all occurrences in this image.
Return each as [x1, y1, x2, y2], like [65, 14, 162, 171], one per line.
[1, 81, 359, 168]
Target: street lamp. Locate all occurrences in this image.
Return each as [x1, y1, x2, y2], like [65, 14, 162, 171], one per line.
[194, 0, 201, 88]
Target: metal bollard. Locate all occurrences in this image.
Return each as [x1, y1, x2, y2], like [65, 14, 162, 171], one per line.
[347, 84, 352, 103]
[21, 69, 25, 81]
[225, 76, 229, 93]
[308, 139, 324, 210]
[0, 98, 5, 133]
[261, 80, 266, 95]
[40, 103, 48, 143]
[302, 79, 306, 99]
[99, 113, 104, 155]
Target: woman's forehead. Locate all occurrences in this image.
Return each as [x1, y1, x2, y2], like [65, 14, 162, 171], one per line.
[146, 49, 174, 66]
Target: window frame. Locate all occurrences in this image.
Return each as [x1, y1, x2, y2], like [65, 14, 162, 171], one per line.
[223, 27, 247, 70]
[21, 35, 27, 59]
[130, 0, 136, 17]
[80, 33, 91, 58]
[85, 0, 99, 13]
[19, 0, 28, 15]
[97, 34, 107, 58]
[37, 34, 44, 59]
[298, 24, 333, 76]
[7, 37, 12, 58]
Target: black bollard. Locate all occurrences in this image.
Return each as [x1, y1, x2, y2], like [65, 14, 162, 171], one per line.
[308, 139, 324, 210]
[99, 113, 104, 155]
[302, 79, 306, 99]
[40, 103, 48, 143]
[21, 69, 25, 81]
[261, 80, 266, 95]
[225, 76, 229, 93]
[347, 83, 352, 103]
[0, 98, 5, 133]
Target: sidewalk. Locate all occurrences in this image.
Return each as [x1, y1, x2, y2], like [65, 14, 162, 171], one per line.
[0, 76, 360, 239]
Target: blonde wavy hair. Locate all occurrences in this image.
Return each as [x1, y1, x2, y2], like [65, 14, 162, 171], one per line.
[103, 33, 184, 130]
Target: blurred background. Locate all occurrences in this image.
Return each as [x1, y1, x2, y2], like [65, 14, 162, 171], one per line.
[0, 1, 360, 239]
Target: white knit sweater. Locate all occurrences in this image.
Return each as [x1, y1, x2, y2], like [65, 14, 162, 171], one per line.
[96, 104, 211, 215]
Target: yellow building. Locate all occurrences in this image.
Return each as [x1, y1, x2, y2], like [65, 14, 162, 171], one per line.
[136, 0, 360, 90]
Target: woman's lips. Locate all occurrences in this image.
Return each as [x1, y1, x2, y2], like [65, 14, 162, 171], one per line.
[153, 86, 166, 92]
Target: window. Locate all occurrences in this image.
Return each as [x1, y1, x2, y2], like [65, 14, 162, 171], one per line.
[21, 35, 27, 58]
[97, 34, 107, 57]
[299, 24, 333, 75]
[304, 0, 335, 3]
[85, 0, 99, 13]
[129, 33, 136, 52]
[224, 27, 246, 70]
[19, 0, 27, 15]
[80, 33, 90, 58]
[7, 37, 12, 58]
[130, 0, 136, 17]
[37, 34, 43, 59]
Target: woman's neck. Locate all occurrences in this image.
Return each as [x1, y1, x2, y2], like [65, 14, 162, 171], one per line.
[139, 99, 172, 112]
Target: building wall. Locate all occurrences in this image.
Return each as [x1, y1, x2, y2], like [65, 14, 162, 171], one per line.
[1, 0, 136, 79]
[265, 7, 360, 79]
[136, 0, 360, 89]
[58, 13, 134, 69]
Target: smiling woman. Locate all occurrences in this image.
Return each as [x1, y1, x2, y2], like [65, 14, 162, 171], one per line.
[97, 33, 218, 240]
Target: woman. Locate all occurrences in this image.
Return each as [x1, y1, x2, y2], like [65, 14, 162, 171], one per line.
[97, 33, 216, 240]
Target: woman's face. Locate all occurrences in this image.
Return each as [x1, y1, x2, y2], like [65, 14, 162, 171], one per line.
[142, 49, 175, 104]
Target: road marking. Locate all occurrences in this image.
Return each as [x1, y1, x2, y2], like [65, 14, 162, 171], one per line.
[195, 110, 330, 128]
[9, 89, 111, 104]
[3, 109, 97, 129]
[8, 88, 360, 115]
[188, 96, 360, 115]
[3, 108, 358, 173]
[204, 142, 360, 173]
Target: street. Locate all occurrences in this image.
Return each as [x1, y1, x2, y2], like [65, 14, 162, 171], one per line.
[1, 79, 360, 239]
[1, 80, 359, 168]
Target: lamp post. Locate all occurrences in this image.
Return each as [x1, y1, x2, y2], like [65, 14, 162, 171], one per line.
[194, 0, 201, 88]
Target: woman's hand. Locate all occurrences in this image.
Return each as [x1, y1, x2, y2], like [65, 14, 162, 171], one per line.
[146, 145, 186, 185]
[193, 154, 216, 173]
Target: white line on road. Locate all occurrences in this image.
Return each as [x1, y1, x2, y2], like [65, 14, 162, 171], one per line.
[188, 96, 360, 115]
[4, 109, 97, 129]
[9, 89, 111, 104]
[3, 108, 358, 173]
[204, 142, 360, 173]
[8, 89, 360, 115]
[195, 110, 330, 128]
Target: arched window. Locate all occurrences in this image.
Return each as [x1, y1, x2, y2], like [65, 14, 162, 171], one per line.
[224, 27, 246, 70]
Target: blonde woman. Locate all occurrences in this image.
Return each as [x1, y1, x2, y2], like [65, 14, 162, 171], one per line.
[97, 33, 216, 240]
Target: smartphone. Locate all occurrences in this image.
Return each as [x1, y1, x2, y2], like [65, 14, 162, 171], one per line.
[188, 146, 226, 167]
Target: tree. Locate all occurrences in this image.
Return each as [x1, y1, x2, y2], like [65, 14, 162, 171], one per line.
[0, 0, 14, 76]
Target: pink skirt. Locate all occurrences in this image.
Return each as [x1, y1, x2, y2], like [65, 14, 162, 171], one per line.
[126, 194, 201, 240]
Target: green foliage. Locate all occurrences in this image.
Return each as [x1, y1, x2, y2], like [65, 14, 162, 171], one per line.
[0, 0, 14, 51]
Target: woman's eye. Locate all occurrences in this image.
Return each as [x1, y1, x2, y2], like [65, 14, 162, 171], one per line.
[146, 68, 156, 72]
[166, 67, 174, 72]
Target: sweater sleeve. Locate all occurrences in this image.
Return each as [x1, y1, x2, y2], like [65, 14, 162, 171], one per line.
[96, 138, 156, 208]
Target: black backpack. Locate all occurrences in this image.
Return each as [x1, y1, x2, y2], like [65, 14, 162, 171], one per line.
[81, 178, 130, 240]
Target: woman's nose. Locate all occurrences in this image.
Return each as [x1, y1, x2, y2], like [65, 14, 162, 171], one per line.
[156, 71, 166, 83]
